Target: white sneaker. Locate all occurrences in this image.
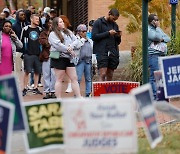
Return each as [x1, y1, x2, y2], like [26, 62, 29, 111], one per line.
[27, 85, 33, 90]
[38, 83, 43, 87]
[65, 86, 73, 93]
[31, 84, 35, 88]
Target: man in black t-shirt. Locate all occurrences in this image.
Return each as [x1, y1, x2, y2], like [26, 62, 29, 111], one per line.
[21, 14, 43, 96]
[92, 8, 121, 81]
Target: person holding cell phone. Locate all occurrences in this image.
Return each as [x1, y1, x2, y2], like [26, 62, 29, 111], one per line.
[92, 8, 121, 81]
[148, 14, 170, 100]
[0, 20, 23, 76]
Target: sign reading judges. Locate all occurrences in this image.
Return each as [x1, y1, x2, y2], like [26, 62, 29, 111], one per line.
[22, 99, 63, 153]
[159, 55, 180, 98]
[63, 97, 137, 154]
[92, 81, 140, 96]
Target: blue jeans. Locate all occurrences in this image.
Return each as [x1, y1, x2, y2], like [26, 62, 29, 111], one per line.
[76, 61, 92, 96]
[148, 54, 160, 99]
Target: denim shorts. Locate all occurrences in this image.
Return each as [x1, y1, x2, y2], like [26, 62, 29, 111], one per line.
[24, 54, 42, 73]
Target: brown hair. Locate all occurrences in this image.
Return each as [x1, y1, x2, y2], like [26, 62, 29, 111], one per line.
[51, 17, 70, 43]
[59, 15, 72, 29]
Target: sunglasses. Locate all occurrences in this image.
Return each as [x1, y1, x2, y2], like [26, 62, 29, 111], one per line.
[81, 31, 87, 33]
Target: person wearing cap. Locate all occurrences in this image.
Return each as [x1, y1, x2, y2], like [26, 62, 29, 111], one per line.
[41, 7, 51, 25]
[3, 8, 14, 22]
[44, 7, 51, 14]
[50, 9, 57, 20]
[74, 24, 93, 97]
[92, 8, 121, 81]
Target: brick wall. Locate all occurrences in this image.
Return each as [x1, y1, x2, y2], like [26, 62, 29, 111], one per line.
[88, 0, 114, 20]
[88, 0, 139, 51]
[0, 0, 6, 12]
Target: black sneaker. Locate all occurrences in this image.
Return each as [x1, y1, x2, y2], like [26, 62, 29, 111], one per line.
[22, 88, 28, 96]
[50, 92, 57, 99]
[43, 93, 50, 99]
[85, 93, 91, 97]
[32, 88, 43, 95]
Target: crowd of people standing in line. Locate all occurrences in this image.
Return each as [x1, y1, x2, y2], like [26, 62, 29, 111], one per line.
[0, 5, 170, 100]
[0, 6, 99, 99]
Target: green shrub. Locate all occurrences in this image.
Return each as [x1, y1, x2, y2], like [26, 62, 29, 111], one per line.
[118, 30, 180, 84]
[116, 43, 143, 84]
[168, 31, 180, 55]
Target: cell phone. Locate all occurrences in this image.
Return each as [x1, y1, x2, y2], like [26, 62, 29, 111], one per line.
[116, 30, 121, 32]
[9, 30, 13, 35]
[151, 21, 156, 28]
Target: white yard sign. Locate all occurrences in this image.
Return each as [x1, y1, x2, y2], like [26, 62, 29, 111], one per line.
[63, 96, 137, 154]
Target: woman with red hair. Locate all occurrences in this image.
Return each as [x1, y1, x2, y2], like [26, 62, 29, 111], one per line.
[59, 15, 73, 93]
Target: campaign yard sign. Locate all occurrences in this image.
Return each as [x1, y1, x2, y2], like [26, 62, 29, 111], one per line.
[159, 55, 180, 98]
[0, 75, 24, 131]
[63, 97, 137, 154]
[155, 101, 180, 120]
[131, 84, 162, 149]
[154, 71, 167, 101]
[0, 99, 14, 154]
[169, 0, 178, 5]
[22, 99, 63, 153]
[92, 81, 140, 96]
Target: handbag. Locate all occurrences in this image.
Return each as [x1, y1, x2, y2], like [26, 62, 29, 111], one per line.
[49, 51, 60, 59]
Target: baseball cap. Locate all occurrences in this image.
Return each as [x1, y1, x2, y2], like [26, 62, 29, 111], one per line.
[76, 24, 87, 32]
[50, 9, 56, 13]
[89, 20, 95, 27]
[43, 7, 51, 14]
[3, 8, 10, 13]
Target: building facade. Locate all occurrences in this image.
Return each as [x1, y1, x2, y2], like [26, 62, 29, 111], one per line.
[47, 0, 138, 50]
[0, 0, 138, 50]
[46, 0, 114, 30]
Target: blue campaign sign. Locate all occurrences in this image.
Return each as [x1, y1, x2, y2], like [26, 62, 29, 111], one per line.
[0, 99, 14, 154]
[169, 0, 178, 4]
[0, 75, 25, 131]
[159, 55, 180, 98]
